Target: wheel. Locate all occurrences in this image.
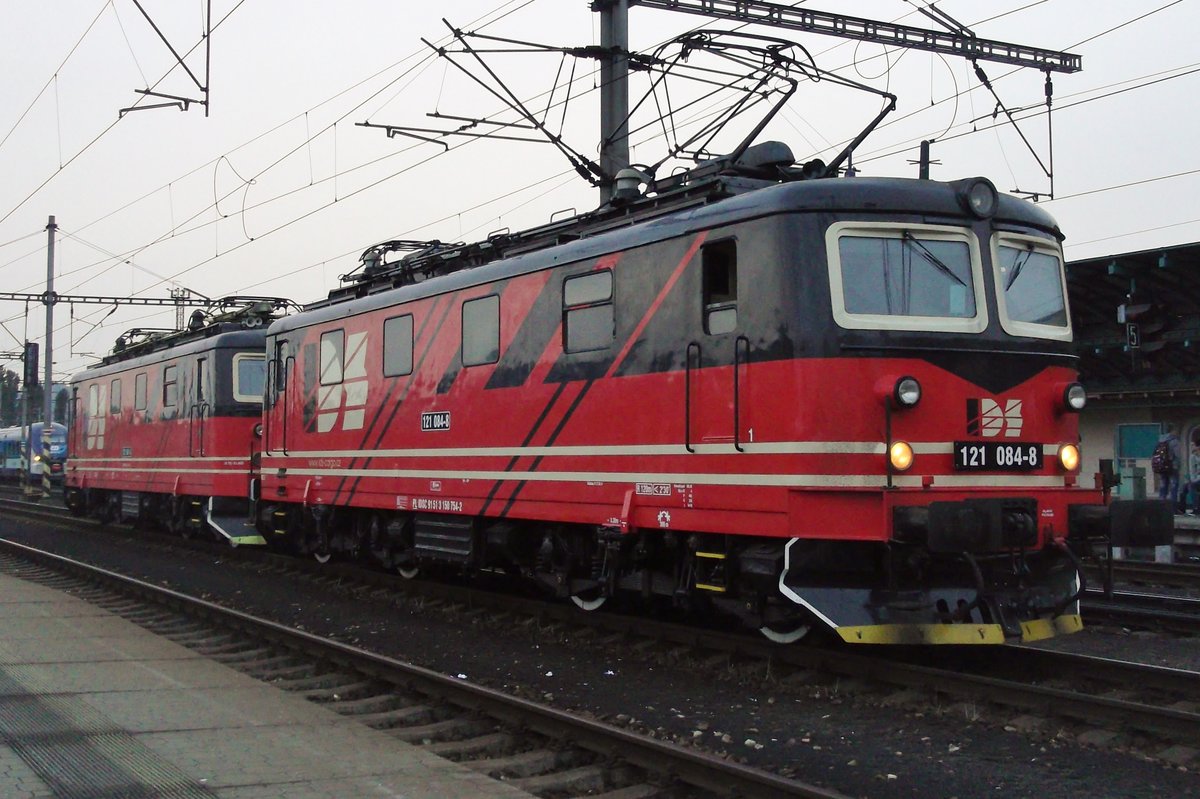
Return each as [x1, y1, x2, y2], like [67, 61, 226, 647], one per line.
[759, 621, 811, 644]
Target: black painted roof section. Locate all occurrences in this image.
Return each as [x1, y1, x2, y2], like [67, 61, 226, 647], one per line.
[273, 174, 1061, 336]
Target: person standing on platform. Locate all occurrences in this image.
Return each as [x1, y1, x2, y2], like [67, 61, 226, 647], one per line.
[1152, 424, 1182, 507]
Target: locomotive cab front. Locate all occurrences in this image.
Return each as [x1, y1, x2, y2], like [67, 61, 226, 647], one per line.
[769, 176, 1174, 644]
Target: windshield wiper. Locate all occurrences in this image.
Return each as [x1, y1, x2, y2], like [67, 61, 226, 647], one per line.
[901, 232, 967, 287]
[1004, 247, 1034, 291]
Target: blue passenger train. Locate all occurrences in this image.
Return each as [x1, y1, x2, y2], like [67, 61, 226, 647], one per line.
[0, 422, 67, 484]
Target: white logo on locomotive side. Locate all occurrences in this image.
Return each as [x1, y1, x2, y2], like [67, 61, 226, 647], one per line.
[979, 398, 1023, 438]
[317, 332, 369, 433]
[86, 384, 107, 450]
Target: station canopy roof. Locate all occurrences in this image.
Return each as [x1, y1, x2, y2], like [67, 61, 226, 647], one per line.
[1068, 241, 1200, 406]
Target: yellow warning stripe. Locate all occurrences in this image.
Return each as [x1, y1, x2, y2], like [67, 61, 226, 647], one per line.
[837, 613, 1084, 645]
[1020, 614, 1083, 642]
[837, 623, 1005, 645]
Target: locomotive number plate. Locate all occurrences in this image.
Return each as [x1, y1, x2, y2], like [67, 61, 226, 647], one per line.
[953, 442, 1043, 471]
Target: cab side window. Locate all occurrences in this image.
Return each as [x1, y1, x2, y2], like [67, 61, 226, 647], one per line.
[702, 239, 738, 335]
[563, 271, 614, 353]
[134, 373, 148, 410]
[163, 365, 178, 408]
[462, 295, 500, 366]
[383, 315, 414, 376]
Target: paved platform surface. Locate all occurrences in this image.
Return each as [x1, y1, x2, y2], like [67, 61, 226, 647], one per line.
[0, 571, 535, 798]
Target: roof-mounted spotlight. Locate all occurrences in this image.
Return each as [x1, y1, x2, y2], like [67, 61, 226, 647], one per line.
[612, 168, 650, 204]
[954, 177, 999, 219]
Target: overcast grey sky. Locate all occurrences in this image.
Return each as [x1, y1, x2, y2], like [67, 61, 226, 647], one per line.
[1, 1, 1195, 380]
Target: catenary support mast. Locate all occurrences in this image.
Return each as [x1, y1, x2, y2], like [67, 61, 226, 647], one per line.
[42, 216, 56, 496]
[596, 0, 631, 203]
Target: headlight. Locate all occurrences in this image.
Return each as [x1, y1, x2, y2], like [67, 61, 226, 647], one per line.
[893, 376, 921, 408]
[33, 455, 43, 463]
[890, 441, 914, 471]
[1058, 443, 1080, 471]
[955, 177, 998, 219]
[1063, 383, 1086, 412]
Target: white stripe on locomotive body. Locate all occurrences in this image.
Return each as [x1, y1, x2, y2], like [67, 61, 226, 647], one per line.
[269, 467, 1067, 490]
[68, 456, 249, 463]
[258, 441, 1060, 459]
[71, 467, 247, 476]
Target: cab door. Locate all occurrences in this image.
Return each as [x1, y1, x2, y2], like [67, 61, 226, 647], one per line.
[685, 239, 750, 450]
[266, 339, 291, 454]
[189, 357, 208, 457]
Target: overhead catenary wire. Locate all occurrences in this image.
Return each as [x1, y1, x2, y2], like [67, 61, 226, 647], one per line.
[0, 0, 251, 227]
[11, 0, 1197, 361]
[5, 0, 535, 303]
[0, 0, 111, 154]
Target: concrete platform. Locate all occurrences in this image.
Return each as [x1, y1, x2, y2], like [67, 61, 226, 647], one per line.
[0, 572, 535, 798]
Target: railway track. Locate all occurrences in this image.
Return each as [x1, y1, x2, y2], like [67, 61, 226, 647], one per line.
[1082, 589, 1200, 636]
[4, 497, 1200, 762]
[1085, 559, 1200, 592]
[0, 538, 842, 799]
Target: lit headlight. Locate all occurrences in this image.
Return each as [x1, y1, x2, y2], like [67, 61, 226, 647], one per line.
[893, 376, 921, 408]
[32, 455, 43, 463]
[1063, 383, 1086, 412]
[890, 441, 914, 471]
[955, 177, 998, 219]
[1058, 443, 1080, 472]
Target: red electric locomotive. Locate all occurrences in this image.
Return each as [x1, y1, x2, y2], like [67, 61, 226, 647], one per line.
[64, 299, 290, 543]
[256, 142, 1173, 644]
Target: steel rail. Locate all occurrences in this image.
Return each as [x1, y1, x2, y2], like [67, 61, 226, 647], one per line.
[5, 500, 1200, 747]
[0, 536, 847, 799]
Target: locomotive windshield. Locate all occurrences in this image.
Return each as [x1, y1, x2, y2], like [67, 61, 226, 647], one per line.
[993, 234, 1071, 340]
[826, 222, 987, 334]
[840, 235, 973, 317]
[233, 354, 267, 403]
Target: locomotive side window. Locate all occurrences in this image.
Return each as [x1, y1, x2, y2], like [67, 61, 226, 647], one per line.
[383, 314, 414, 376]
[88, 384, 99, 418]
[826, 222, 986, 334]
[109, 379, 121, 414]
[163, 365, 178, 408]
[196, 358, 206, 403]
[134, 373, 147, 410]
[320, 330, 345, 385]
[702, 240, 738, 335]
[563, 271, 614, 353]
[992, 234, 1071, 341]
[233, 354, 266, 403]
[463, 295, 500, 366]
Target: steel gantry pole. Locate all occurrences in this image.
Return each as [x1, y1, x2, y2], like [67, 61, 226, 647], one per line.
[42, 216, 56, 497]
[596, 0, 631, 203]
